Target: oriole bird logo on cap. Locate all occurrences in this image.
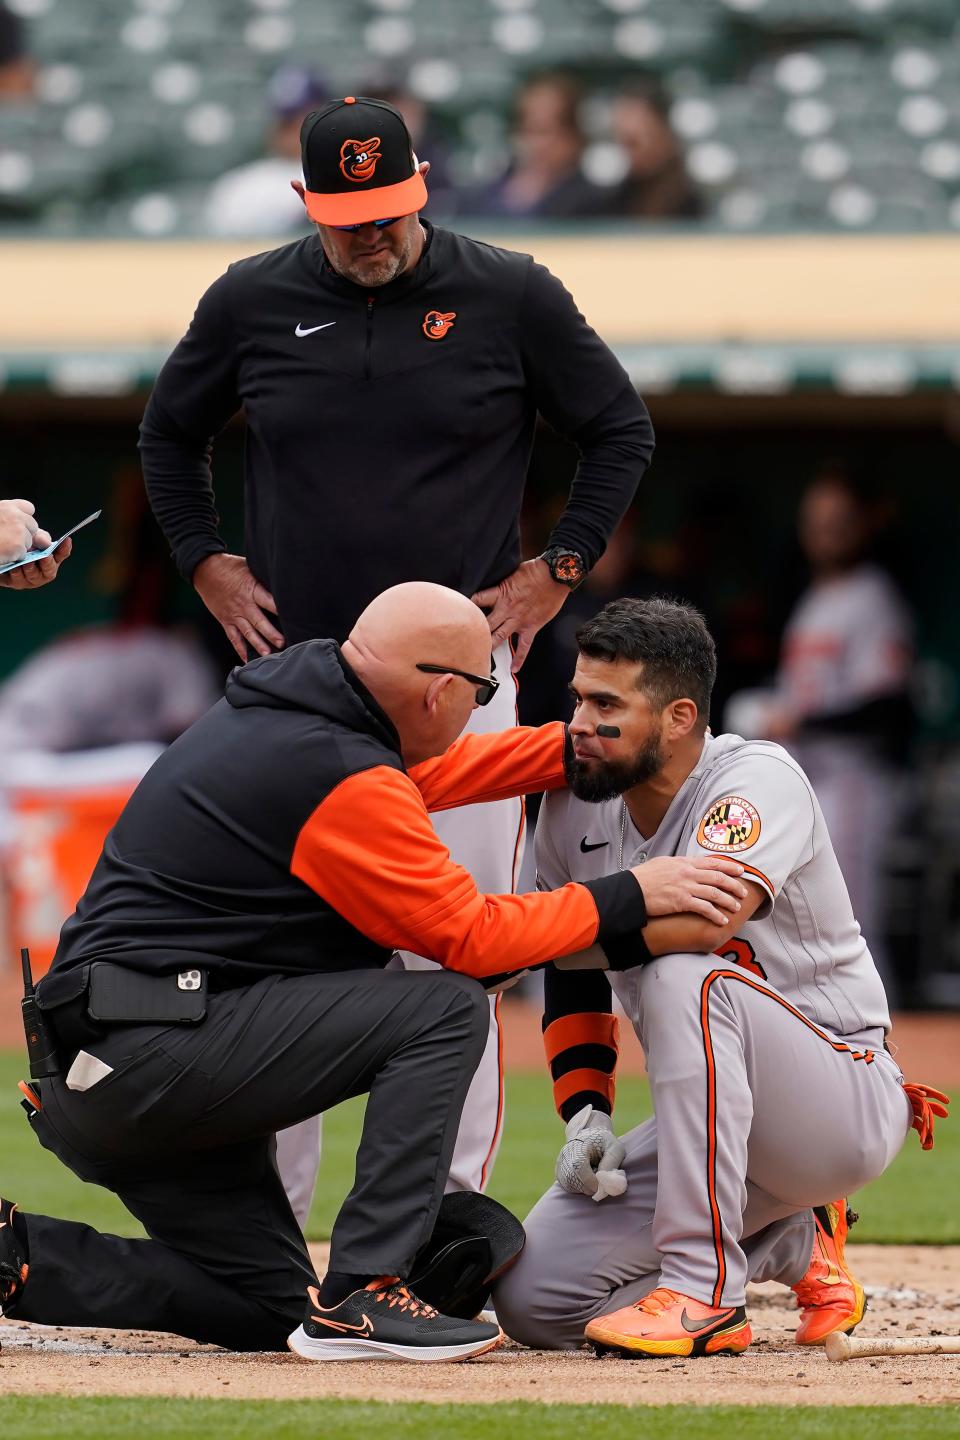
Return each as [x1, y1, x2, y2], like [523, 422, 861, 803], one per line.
[339, 137, 382, 182]
[423, 310, 456, 340]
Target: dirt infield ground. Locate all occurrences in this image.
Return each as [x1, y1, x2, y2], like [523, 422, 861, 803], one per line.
[2, 1245, 959, 1407]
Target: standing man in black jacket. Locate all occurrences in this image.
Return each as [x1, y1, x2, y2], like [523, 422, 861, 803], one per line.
[139, 94, 655, 1218]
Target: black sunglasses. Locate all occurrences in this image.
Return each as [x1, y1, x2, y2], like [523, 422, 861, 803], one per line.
[332, 217, 400, 233]
[417, 662, 499, 707]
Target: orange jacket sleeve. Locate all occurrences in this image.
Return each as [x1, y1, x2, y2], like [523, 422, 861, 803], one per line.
[290, 763, 602, 979]
[408, 721, 568, 813]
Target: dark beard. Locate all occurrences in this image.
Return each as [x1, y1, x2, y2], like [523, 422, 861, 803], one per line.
[564, 732, 665, 803]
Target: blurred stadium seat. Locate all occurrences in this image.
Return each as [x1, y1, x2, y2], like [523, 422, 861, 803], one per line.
[1, 0, 958, 231]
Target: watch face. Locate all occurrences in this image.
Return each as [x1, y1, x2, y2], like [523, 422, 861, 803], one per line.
[554, 554, 584, 585]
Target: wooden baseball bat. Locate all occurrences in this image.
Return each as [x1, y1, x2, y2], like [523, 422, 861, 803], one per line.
[826, 1331, 960, 1362]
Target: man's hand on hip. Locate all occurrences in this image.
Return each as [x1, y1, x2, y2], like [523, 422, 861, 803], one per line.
[630, 855, 748, 926]
[193, 553, 284, 662]
[472, 558, 569, 672]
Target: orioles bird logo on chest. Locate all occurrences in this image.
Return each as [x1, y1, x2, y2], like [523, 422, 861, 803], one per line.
[423, 310, 456, 340]
[339, 137, 381, 182]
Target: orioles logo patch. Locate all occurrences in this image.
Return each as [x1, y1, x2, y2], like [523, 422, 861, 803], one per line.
[697, 795, 761, 853]
[339, 137, 382, 182]
[423, 310, 456, 340]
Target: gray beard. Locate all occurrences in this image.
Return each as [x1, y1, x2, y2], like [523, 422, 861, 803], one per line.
[341, 254, 405, 287]
[564, 733, 665, 804]
[337, 232, 416, 289]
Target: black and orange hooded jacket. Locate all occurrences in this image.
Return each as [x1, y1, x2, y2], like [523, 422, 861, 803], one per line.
[39, 640, 647, 1008]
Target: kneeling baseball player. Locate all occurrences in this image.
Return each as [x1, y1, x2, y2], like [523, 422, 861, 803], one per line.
[495, 597, 947, 1356]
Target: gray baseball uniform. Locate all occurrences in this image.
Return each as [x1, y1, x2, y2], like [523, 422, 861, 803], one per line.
[777, 563, 913, 994]
[726, 564, 912, 996]
[495, 731, 913, 1348]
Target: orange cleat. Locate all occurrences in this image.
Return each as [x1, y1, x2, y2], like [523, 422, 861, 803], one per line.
[792, 1201, 866, 1346]
[585, 1286, 752, 1358]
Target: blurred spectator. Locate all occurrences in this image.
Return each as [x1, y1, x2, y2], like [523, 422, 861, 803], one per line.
[608, 82, 702, 219]
[203, 65, 329, 237]
[0, 625, 217, 755]
[0, 548, 219, 956]
[359, 71, 457, 219]
[462, 71, 610, 219]
[0, 2, 33, 100]
[726, 465, 914, 998]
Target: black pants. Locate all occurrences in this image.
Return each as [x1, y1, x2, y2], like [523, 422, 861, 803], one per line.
[16, 967, 489, 1351]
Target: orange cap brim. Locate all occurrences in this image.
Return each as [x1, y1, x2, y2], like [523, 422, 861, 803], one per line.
[304, 170, 428, 225]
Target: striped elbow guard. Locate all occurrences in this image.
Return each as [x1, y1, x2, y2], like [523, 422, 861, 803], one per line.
[543, 1011, 620, 1121]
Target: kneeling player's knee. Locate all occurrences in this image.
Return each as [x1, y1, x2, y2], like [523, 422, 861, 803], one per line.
[493, 1257, 596, 1351]
[428, 972, 490, 1051]
[450, 971, 490, 1027]
[639, 952, 714, 1007]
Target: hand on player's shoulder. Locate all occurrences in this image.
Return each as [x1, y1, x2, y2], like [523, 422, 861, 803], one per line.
[632, 854, 748, 925]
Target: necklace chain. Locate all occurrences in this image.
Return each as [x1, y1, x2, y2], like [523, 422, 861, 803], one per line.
[618, 799, 627, 871]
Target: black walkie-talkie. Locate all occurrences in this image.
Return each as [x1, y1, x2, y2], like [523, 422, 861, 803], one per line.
[21, 948, 61, 1079]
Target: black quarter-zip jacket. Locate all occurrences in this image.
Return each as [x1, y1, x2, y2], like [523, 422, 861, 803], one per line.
[140, 223, 654, 644]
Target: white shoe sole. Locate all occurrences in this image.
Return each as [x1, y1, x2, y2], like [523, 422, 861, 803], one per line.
[287, 1324, 503, 1363]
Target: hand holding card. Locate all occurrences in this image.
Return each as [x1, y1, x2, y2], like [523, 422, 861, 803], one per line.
[0, 509, 100, 591]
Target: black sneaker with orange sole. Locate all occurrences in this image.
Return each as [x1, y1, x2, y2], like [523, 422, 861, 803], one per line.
[0, 1199, 28, 1315]
[288, 1278, 503, 1363]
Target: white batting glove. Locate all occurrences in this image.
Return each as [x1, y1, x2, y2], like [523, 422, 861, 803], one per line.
[555, 1104, 627, 1203]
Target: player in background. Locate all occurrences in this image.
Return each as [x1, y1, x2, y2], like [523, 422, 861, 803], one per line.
[726, 467, 913, 1000]
[494, 597, 946, 1357]
[139, 95, 654, 1220]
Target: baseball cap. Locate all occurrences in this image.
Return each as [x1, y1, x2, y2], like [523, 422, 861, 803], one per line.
[300, 95, 428, 226]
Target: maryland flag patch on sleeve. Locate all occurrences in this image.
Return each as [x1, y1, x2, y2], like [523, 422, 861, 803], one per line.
[696, 795, 761, 853]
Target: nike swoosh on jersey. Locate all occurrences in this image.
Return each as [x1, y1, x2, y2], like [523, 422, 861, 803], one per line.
[680, 1307, 735, 1333]
[295, 321, 337, 337]
[579, 837, 610, 853]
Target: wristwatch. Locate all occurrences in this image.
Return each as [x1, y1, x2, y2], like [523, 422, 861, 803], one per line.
[540, 546, 587, 590]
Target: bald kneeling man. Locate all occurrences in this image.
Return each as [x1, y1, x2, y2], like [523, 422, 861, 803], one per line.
[4, 583, 748, 1363]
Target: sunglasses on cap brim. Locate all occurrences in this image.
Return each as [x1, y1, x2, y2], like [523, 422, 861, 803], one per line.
[416, 662, 499, 707]
[331, 216, 400, 233]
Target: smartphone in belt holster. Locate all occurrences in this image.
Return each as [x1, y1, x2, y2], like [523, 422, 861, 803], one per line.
[84, 962, 208, 1025]
[23, 953, 208, 1070]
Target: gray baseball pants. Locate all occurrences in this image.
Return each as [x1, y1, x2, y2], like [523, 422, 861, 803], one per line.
[496, 952, 912, 1348]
